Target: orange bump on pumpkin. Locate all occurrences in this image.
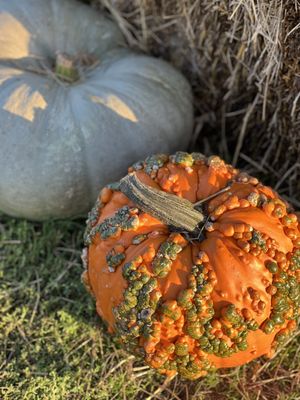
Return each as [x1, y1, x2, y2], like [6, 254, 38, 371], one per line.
[83, 152, 300, 380]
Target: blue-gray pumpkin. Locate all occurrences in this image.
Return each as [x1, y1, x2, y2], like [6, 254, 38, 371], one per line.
[0, 0, 193, 220]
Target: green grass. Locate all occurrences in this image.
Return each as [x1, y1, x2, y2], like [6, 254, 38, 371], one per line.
[0, 215, 299, 400]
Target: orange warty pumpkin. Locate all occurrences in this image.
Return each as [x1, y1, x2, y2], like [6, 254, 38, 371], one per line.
[82, 152, 300, 380]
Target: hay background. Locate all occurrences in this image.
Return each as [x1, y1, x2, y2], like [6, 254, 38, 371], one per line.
[87, 0, 300, 207]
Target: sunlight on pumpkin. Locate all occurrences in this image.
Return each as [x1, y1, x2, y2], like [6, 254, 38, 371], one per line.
[3, 83, 47, 122]
[90, 94, 138, 122]
[0, 67, 23, 85]
[0, 13, 30, 59]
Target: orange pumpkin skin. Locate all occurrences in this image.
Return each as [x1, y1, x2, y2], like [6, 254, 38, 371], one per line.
[83, 153, 300, 380]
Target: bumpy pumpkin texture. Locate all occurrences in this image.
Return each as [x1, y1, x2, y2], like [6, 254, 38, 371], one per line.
[0, 0, 193, 220]
[83, 152, 300, 380]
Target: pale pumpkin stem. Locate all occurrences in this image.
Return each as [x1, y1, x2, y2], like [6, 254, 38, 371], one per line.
[119, 173, 204, 233]
[55, 53, 79, 82]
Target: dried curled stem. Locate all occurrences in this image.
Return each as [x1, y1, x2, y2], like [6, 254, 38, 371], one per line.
[119, 173, 204, 233]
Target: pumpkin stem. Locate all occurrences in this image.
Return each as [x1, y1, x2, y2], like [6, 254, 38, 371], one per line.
[55, 53, 79, 82]
[119, 173, 204, 233]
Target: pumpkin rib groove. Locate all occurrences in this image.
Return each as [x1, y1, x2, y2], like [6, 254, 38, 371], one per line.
[50, 0, 67, 54]
[102, 55, 192, 102]
[101, 68, 193, 123]
[30, 86, 67, 215]
[107, 69, 186, 106]
[67, 90, 94, 209]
